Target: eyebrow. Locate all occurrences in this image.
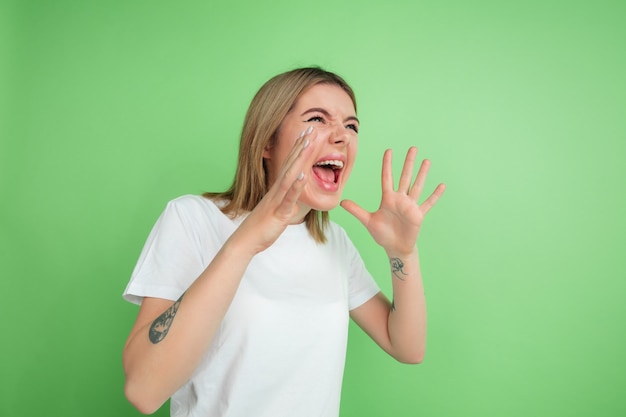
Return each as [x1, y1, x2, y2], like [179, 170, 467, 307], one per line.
[300, 108, 360, 125]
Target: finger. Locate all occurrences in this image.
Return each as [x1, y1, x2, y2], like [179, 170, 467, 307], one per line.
[381, 149, 394, 192]
[397, 146, 418, 194]
[274, 171, 307, 218]
[281, 127, 317, 175]
[340, 200, 371, 228]
[271, 128, 318, 197]
[419, 183, 446, 215]
[408, 158, 431, 201]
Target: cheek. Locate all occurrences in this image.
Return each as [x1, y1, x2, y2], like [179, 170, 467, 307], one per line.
[345, 140, 359, 177]
[348, 139, 358, 163]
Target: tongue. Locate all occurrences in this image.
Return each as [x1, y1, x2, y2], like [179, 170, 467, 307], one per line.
[313, 166, 335, 183]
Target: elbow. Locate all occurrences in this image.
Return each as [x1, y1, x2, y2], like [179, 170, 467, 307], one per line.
[394, 348, 425, 365]
[400, 353, 425, 365]
[123, 348, 167, 414]
[124, 377, 165, 415]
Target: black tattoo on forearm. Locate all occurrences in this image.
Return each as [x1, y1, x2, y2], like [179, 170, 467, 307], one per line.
[390, 257, 408, 281]
[149, 294, 184, 344]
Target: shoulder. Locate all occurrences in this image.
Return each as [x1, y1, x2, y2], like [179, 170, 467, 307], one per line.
[324, 220, 355, 250]
[165, 194, 225, 215]
[160, 195, 229, 226]
[168, 194, 217, 208]
[325, 220, 347, 238]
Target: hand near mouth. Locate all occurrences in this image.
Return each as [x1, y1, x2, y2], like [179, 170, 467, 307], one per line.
[234, 128, 318, 255]
[340, 147, 446, 256]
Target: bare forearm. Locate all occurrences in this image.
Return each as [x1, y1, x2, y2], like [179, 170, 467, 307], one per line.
[123, 235, 255, 413]
[387, 248, 427, 364]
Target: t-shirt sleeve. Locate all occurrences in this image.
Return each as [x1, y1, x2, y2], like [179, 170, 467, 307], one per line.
[123, 199, 206, 305]
[343, 230, 381, 311]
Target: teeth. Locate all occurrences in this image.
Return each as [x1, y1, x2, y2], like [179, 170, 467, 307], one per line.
[314, 160, 344, 169]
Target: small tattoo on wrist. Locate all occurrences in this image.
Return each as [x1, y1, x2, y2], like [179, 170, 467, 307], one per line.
[390, 257, 408, 281]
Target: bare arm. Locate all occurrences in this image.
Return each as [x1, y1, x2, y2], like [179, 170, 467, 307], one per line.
[122, 128, 319, 414]
[350, 249, 427, 363]
[343, 147, 445, 364]
[122, 236, 255, 414]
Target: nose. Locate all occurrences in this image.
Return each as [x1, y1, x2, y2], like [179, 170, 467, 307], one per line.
[328, 123, 350, 146]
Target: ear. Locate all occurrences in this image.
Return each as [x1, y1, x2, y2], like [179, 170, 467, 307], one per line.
[262, 143, 272, 159]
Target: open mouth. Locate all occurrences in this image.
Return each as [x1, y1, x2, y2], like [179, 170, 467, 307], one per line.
[312, 159, 344, 185]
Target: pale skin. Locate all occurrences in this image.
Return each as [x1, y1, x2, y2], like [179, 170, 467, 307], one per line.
[122, 84, 445, 414]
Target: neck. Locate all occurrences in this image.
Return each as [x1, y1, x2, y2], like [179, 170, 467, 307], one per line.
[289, 203, 312, 224]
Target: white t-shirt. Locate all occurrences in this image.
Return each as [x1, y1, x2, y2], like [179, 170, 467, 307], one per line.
[123, 195, 380, 417]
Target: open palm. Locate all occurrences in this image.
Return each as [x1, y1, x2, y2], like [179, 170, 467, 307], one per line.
[341, 147, 445, 256]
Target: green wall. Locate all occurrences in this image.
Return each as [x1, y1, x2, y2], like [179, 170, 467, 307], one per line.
[2, 0, 625, 416]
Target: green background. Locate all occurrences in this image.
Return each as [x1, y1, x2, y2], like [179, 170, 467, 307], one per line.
[2, 0, 625, 416]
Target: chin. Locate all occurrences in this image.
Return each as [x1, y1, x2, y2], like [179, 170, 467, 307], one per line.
[299, 191, 342, 213]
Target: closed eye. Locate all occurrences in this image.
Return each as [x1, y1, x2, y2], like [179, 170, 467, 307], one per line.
[305, 113, 359, 133]
[306, 116, 325, 123]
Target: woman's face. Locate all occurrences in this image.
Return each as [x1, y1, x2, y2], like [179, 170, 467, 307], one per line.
[263, 83, 359, 217]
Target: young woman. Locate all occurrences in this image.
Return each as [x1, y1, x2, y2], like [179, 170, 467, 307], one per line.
[122, 67, 445, 416]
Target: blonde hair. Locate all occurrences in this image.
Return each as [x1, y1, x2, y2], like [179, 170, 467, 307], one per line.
[204, 67, 357, 243]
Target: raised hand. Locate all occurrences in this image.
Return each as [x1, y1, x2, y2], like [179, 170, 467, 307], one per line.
[341, 147, 445, 256]
[235, 127, 318, 254]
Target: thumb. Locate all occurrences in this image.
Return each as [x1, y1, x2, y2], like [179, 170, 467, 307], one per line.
[340, 200, 371, 227]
